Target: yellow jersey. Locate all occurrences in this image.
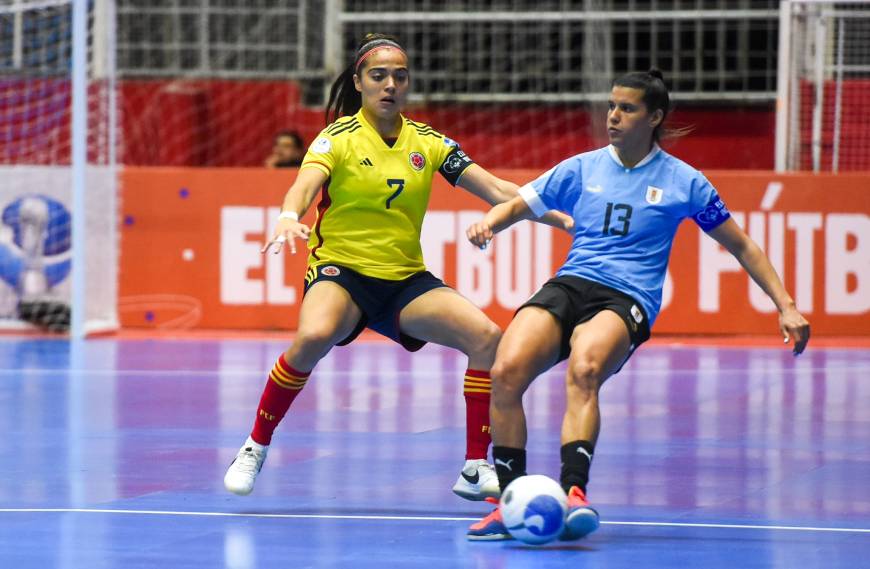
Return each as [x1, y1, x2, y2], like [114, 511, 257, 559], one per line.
[299, 110, 474, 280]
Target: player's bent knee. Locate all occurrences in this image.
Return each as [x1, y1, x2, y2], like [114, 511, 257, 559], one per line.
[294, 326, 343, 353]
[491, 357, 530, 397]
[479, 322, 502, 354]
[460, 320, 501, 360]
[567, 358, 604, 392]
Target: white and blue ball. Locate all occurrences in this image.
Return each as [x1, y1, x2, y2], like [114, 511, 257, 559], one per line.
[499, 474, 567, 545]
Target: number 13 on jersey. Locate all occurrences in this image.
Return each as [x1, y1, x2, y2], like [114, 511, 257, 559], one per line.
[602, 202, 633, 236]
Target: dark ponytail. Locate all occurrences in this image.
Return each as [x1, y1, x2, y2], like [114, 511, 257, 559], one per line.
[612, 68, 691, 142]
[324, 33, 405, 125]
[325, 66, 359, 125]
[647, 68, 664, 82]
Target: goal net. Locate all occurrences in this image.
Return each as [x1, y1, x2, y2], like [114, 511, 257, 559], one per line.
[3, 1, 801, 333]
[777, 0, 870, 171]
[0, 0, 118, 334]
[113, 1, 782, 170]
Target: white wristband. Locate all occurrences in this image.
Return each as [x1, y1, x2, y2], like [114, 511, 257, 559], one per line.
[278, 211, 299, 221]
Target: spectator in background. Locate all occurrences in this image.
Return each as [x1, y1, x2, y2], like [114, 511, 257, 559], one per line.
[264, 130, 305, 168]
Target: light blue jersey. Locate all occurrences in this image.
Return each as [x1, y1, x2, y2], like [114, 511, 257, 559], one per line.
[519, 145, 730, 326]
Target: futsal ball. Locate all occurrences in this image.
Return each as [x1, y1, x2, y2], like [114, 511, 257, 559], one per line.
[499, 474, 567, 545]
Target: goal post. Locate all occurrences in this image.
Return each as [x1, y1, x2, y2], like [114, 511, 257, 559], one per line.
[0, 0, 119, 335]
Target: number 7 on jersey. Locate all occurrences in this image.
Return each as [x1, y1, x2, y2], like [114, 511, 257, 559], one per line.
[385, 178, 405, 209]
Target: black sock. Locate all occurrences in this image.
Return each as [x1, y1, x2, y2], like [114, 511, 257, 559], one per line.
[492, 446, 527, 493]
[560, 440, 594, 493]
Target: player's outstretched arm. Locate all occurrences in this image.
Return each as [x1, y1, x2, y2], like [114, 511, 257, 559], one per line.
[466, 196, 535, 250]
[708, 218, 810, 354]
[456, 164, 573, 233]
[262, 167, 328, 255]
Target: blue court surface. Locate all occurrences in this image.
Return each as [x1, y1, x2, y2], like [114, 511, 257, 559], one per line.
[1, 336, 868, 568]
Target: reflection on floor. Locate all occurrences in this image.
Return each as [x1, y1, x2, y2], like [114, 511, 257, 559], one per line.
[0, 337, 868, 568]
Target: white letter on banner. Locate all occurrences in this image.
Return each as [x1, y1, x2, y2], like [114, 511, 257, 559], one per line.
[421, 211, 456, 279]
[699, 212, 744, 312]
[221, 206, 264, 304]
[457, 210, 493, 307]
[747, 212, 783, 313]
[661, 269, 673, 311]
[496, 223, 532, 308]
[787, 213, 822, 312]
[265, 206, 296, 305]
[825, 214, 870, 315]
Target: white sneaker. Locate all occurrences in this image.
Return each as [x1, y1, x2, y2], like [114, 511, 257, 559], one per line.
[224, 436, 268, 496]
[452, 459, 500, 501]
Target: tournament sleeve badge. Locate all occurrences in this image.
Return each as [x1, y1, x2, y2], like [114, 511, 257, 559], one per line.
[311, 137, 332, 154]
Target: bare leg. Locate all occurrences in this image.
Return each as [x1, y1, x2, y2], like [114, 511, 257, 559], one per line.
[398, 287, 501, 369]
[562, 310, 632, 446]
[284, 281, 364, 371]
[486, 307, 562, 448]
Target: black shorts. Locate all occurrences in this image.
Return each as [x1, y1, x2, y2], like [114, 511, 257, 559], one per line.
[520, 275, 651, 365]
[304, 263, 447, 352]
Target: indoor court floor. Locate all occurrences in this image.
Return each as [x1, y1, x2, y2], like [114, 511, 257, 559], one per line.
[1, 336, 868, 568]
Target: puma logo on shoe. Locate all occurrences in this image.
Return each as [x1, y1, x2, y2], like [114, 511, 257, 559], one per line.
[462, 470, 480, 484]
[494, 458, 514, 471]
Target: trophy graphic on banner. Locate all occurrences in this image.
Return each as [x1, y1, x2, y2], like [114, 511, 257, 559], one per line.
[0, 194, 72, 331]
[18, 196, 50, 301]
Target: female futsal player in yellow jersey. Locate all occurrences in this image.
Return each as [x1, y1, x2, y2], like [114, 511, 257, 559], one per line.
[224, 33, 572, 501]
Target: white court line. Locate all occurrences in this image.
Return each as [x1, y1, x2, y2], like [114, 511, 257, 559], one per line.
[1, 508, 868, 534]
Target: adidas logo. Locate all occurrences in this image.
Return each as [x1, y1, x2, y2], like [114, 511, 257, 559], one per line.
[359, 157, 373, 166]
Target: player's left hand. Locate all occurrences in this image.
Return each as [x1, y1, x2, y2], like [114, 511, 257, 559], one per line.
[779, 306, 810, 355]
[466, 220, 493, 250]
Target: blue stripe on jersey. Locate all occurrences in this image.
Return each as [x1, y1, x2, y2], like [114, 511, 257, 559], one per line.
[521, 146, 730, 326]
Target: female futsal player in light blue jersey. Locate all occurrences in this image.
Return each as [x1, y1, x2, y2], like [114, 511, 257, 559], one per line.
[465, 69, 811, 541]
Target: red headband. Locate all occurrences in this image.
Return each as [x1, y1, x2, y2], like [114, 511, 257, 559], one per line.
[354, 42, 406, 72]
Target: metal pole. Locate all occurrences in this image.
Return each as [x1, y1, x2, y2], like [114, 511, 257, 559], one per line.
[71, 0, 87, 338]
[831, 16, 845, 172]
[323, 0, 343, 104]
[811, 9, 827, 172]
[298, 0, 308, 72]
[775, 1, 793, 171]
[13, 0, 23, 69]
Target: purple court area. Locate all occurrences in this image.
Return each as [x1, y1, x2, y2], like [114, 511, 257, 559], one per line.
[1, 337, 868, 568]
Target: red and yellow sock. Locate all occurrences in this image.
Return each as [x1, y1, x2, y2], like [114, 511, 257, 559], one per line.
[463, 368, 492, 460]
[250, 353, 310, 445]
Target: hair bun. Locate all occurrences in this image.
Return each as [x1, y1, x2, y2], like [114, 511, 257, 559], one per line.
[648, 68, 664, 81]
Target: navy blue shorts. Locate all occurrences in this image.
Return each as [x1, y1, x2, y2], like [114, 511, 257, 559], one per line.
[304, 263, 447, 352]
[520, 275, 651, 365]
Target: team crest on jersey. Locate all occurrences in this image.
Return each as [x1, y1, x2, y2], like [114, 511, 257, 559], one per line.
[321, 265, 340, 277]
[645, 185, 664, 205]
[409, 152, 426, 171]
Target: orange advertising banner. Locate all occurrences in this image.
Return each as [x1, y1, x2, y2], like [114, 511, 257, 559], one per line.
[120, 168, 870, 335]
